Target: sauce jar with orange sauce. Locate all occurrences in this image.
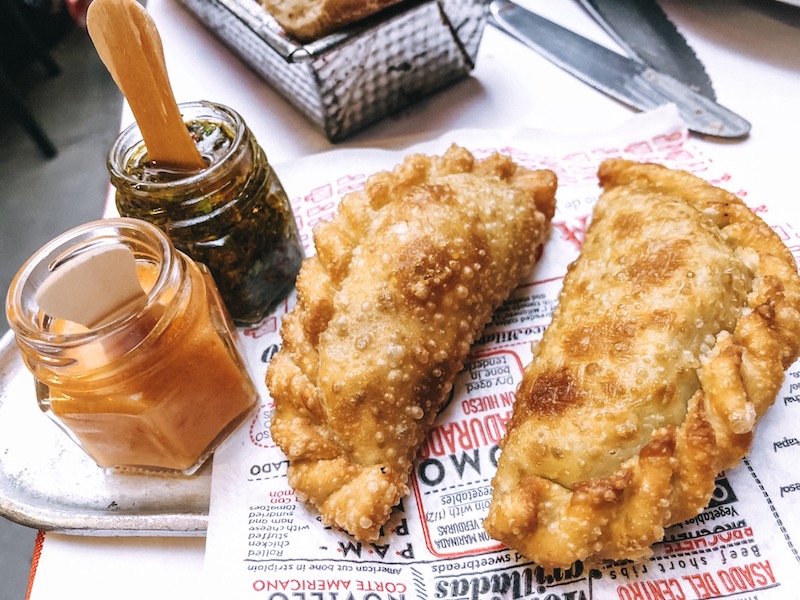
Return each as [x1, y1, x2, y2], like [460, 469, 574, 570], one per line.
[5, 218, 258, 474]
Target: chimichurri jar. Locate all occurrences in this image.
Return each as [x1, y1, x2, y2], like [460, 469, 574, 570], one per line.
[107, 100, 303, 325]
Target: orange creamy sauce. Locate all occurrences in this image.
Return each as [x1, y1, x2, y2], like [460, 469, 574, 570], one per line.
[46, 262, 256, 472]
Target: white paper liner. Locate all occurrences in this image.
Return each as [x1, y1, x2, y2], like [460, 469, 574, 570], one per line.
[203, 105, 800, 599]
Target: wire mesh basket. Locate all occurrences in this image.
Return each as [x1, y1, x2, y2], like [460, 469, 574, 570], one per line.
[177, 0, 490, 141]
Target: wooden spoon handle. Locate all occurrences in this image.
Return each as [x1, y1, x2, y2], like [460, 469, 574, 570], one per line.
[87, 0, 205, 170]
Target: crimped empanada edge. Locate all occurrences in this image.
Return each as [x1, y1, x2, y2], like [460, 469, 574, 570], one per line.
[484, 159, 800, 568]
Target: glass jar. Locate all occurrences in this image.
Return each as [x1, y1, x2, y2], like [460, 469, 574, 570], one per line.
[5, 218, 259, 475]
[108, 100, 304, 325]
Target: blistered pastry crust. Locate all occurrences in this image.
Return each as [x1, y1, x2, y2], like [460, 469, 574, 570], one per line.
[267, 144, 557, 540]
[484, 159, 800, 568]
[260, 0, 403, 42]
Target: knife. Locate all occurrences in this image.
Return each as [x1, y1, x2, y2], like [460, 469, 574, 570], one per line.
[578, 0, 716, 100]
[490, 0, 750, 138]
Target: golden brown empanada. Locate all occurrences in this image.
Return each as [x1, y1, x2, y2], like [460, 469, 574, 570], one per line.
[267, 144, 557, 541]
[260, 0, 403, 42]
[484, 159, 800, 568]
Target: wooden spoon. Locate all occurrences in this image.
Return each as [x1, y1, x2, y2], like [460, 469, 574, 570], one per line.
[36, 244, 148, 329]
[87, 0, 205, 170]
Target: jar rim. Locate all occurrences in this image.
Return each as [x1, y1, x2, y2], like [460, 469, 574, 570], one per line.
[5, 217, 176, 346]
[106, 100, 247, 191]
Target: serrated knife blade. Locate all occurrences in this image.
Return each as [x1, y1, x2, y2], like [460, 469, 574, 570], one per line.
[578, 0, 716, 100]
[490, 0, 750, 139]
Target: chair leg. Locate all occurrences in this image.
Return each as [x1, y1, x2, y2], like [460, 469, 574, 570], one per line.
[0, 0, 61, 77]
[0, 66, 57, 158]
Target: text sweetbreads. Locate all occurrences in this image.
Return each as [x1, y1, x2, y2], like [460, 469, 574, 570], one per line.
[484, 159, 800, 568]
[267, 144, 557, 541]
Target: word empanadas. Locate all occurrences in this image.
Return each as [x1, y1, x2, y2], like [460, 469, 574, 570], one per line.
[267, 145, 557, 541]
[485, 159, 800, 568]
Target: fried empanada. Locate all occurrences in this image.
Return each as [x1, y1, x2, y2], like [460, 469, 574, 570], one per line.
[260, 0, 403, 42]
[267, 144, 557, 541]
[484, 159, 800, 568]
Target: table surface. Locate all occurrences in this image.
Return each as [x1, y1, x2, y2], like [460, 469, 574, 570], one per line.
[26, 0, 800, 597]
